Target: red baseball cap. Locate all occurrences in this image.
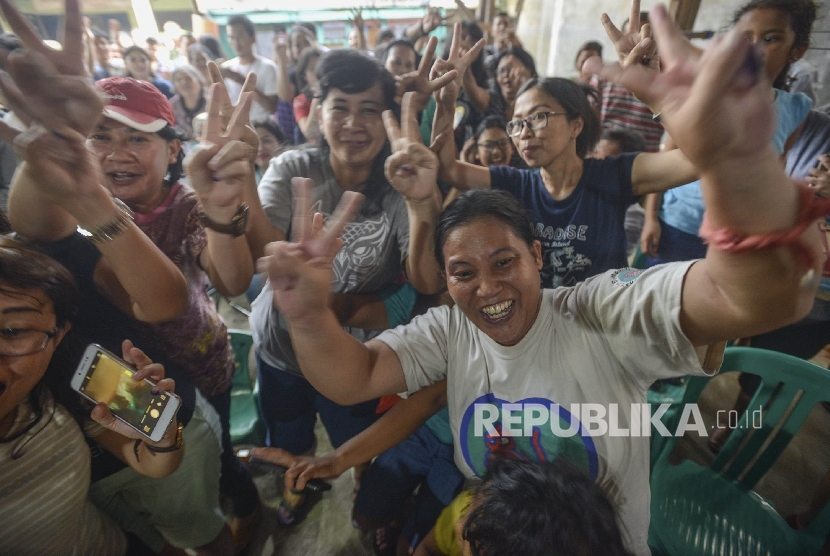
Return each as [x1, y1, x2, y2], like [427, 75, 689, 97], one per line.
[96, 77, 176, 133]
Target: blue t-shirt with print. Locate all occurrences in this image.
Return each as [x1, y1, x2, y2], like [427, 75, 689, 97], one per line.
[490, 153, 636, 288]
[661, 89, 812, 236]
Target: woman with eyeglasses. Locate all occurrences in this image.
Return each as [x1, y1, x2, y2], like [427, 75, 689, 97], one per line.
[433, 71, 697, 288]
[460, 116, 518, 168]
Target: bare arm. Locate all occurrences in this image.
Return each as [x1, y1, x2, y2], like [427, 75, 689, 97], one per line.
[385, 93, 446, 294]
[273, 36, 296, 102]
[297, 96, 319, 138]
[604, 5, 820, 347]
[630, 148, 698, 195]
[205, 62, 286, 260]
[249, 380, 447, 490]
[188, 86, 256, 296]
[639, 192, 662, 257]
[430, 28, 491, 190]
[90, 341, 183, 479]
[260, 180, 410, 404]
[461, 67, 490, 114]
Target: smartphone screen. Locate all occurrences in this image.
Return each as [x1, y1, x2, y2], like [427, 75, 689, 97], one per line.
[79, 350, 174, 437]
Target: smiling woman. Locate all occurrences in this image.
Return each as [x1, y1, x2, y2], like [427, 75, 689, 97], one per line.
[0, 238, 127, 555]
[248, 49, 444, 473]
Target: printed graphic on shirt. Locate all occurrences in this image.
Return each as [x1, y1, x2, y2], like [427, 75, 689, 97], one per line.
[610, 268, 644, 287]
[459, 393, 599, 479]
[533, 223, 592, 287]
[333, 213, 392, 289]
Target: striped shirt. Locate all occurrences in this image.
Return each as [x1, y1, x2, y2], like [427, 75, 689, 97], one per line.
[0, 395, 126, 556]
[590, 77, 664, 152]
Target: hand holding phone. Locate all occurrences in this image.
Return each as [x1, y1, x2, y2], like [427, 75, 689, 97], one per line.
[72, 340, 181, 443]
[244, 451, 333, 493]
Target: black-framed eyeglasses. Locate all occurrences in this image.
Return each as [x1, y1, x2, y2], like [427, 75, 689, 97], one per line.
[478, 139, 512, 152]
[0, 327, 59, 357]
[506, 111, 569, 137]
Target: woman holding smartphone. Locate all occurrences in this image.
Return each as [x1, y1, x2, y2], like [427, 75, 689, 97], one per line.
[0, 0, 240, 551]
[0, 239, 128, 555]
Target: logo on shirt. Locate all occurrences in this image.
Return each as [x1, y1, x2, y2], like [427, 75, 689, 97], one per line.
[610, 268, 644, 287]
[460, 393, 599, 479]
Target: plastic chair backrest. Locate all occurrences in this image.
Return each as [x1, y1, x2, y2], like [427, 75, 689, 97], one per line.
[228, 329, 254, 393]
[660, 346, 830, 538]
[631, 245, 649, 270]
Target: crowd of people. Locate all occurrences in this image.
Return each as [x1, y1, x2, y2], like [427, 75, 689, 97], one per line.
[1, 0, 829, 555]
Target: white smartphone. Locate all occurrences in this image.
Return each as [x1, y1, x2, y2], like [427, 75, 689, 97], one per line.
[71, 344, 181, 443]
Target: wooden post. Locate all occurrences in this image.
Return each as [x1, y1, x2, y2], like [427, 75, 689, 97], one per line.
[668, 0, 702, 30]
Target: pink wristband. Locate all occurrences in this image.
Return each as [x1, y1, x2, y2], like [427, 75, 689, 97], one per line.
[699, 183, 830, 270]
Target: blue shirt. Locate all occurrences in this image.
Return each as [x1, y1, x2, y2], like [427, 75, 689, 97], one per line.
[661, 89, 812, 235]
[490, 153, 636, 288]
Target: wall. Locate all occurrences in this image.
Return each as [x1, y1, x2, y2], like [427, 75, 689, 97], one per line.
[517, 0, 830, 107]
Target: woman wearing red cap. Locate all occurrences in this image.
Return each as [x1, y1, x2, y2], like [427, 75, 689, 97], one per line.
[3, 13, 259, 546]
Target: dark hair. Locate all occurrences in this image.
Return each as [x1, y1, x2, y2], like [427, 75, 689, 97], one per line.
[377, 28, 396, 43]
[198, 34, 226, 60]
[473, 115, 509, 142]
[252, 118, 288, 145]
[0, 237, 79, 445]
[516, 77, 600, 158]
[227, 15, 256, 38]
[187, 44, 216, 64]
[575, 40, 603, 69]
[157, 124, 186, 186]
[92, 31, 109, 43]
[315, 50, 398, 215]
[435, 190, 535, 268]
[494, 11, 511, 20]
[495, 47, 538, 79]
[442, 21, 487, 88]
[123, 45, 156, 78]
[730, 0, 819, 89]
[299, 22, 317, 35]
[463, 458, 631, 556]
[145, 37, 159, 46]
[601, 128, 646, 154]
[296, 48, 322, 97]
[380, 39, 420, 68]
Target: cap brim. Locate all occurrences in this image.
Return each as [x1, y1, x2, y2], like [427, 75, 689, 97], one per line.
[102, 106, 169, 133]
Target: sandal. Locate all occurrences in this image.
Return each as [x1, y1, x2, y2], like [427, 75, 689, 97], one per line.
[372, 523, 402, 556]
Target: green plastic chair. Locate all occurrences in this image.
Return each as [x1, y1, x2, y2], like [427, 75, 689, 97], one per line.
[649, 347, 830, 556]
[631, 245, 649, 270]
[228, 329, 266, 446]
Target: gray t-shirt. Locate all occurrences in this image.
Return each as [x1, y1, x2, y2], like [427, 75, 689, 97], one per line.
[251, 147, 411, 374]
[377, 261, 724, 555]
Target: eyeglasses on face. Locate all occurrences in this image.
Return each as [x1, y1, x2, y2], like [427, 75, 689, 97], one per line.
[478, 138, 512, 152]
[0, 327, 59, 357]
[506, 111, 568, 137]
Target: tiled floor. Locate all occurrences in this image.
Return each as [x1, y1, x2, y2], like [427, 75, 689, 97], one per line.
[219, 295, 375, 556]
[219, 295, 830, 555]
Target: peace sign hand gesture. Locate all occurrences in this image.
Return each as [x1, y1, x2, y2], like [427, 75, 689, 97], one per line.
[0, 0, 103, 139]
[259, 178, 363, 320]
[207, 60, 259, 162]
[383, 92, 440, 203]
[600, 0, 660, 71]
[445, 22, 486, 85]
[185, 83, 256, 222]
[393, 36, 458, 109]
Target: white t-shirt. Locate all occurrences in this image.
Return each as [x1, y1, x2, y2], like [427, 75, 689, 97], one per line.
[377, 261, 723, 555]
[221, 55, 279, 122]
[0, 396, 127, 555]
